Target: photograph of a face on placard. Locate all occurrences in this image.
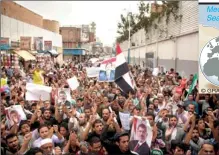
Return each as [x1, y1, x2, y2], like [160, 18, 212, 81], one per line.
[98, 69, 115, 82]
[129, 117, 152, 155]
[98, 70, 107, 82]
[5, 105, 27, 127]
[57, 88, 71, 108]
[108, 69, 115, 82]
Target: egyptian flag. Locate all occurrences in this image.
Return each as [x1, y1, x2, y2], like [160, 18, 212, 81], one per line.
[115, 44, 135, 94]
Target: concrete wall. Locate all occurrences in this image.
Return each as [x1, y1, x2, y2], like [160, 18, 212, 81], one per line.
[1, 15, 62, 48]
[1, 14, 63, 63]
[1, 1, 60, 34]
[1, 1, 43, 28]
[43, 19, 60, 33]
[120, 1, 198, 76]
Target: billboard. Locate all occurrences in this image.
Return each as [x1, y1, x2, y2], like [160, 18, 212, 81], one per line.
[11, 41, 20, 49]
[20, 37, 31, 50]
[44, 41, 52, 51]
[0, 37, 10, 50]
[81, 25, 90, 42]
[34, 37, 43, 51]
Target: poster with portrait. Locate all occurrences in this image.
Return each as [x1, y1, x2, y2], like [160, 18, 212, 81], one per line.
[44, 41, 52, 51]
[20, 36, 31, 50]
[129, 116, 152, 154]
[98, 69, 115, 82]
[5, 105, 27, 127]
[34, 37, 43, 51]
[56, 88, 72, 108]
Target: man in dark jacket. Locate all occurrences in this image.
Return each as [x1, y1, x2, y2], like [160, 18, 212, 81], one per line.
[101, 125, 138, 155]
[129, 123, 150, 155]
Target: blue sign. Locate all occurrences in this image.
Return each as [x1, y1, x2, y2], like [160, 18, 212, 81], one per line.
[0, 38, 10, 50]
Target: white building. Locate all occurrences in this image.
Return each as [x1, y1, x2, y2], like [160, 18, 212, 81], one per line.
[120, 1, 198, 76]
[1, 14, 63, 63]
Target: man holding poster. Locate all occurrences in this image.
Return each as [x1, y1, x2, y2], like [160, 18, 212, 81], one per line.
[129, 118, 151, 155]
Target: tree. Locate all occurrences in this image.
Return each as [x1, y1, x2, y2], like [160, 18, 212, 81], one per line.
[116, 1, 180, 43]
[137, 1, 146, 22]
[116, 12, 136, 42]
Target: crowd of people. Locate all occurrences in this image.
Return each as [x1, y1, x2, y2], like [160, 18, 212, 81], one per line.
[1, 59, 219, 155]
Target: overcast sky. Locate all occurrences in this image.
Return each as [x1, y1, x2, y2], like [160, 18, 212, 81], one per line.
[15, 1, 140, 46]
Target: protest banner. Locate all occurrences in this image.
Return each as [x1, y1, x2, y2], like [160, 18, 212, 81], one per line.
[152, 67, 159, 76]
[25, 83, 52, 101]
[119, 112, 130, 130]
[67, 76, 80, 90]
[86, 67, 100, 78]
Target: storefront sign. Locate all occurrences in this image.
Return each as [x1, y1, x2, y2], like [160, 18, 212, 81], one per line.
[0, 37, 10, 50]
[11, 41, 20, 49]
[44, 41, 52, 51]
[34, 37, 43, 51]
[20, 37, 31, 50]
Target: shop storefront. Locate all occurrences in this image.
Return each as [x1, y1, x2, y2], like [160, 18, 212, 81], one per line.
[13, 50, 36, 70]
[1, 14, 63, 64]
[1, 38, 21, 70]
[63, 48, 87, 62]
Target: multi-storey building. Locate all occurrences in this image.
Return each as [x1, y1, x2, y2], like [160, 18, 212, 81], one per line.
[0, 1, 63, 63]
[60, 25, 96, 61]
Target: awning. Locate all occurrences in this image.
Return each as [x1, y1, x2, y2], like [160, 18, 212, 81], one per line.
[63, 49, 85, 55]
[29, 50, 38, 55]
[14, 50, 36, 61]
[47, 49, 59, 56]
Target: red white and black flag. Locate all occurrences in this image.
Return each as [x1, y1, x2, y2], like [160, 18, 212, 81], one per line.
[115, 44, 135, 94]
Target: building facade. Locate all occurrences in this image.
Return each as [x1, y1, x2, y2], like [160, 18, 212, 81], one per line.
[60, 27, 81, 49]
[120, 1, 198, 76]
[0, 1, 63, 63]
[60, 26, 96, 61]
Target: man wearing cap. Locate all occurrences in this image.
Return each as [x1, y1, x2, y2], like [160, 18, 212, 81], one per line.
[129, 123, 150, 155]
[151, 149, 164, 155]
[39, 138, 62, 155]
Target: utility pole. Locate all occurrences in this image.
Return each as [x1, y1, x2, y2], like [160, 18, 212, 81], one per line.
[128, 12, 131, 64]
